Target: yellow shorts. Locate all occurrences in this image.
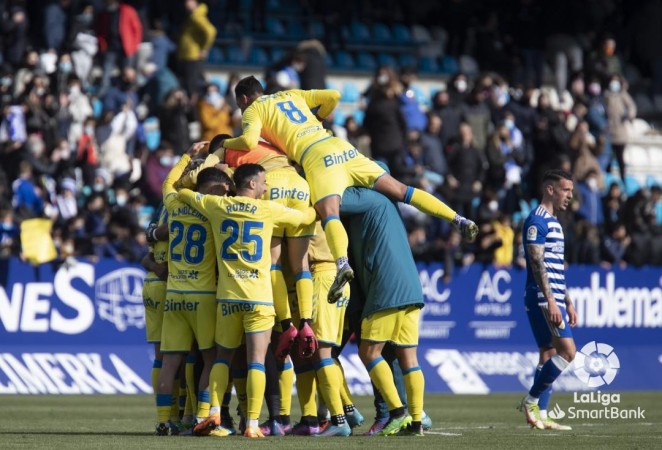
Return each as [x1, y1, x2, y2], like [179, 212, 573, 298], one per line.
[215, 302, 276, 349]
[143, 278, 166, 343]
[311, 263, 348, 346]
[302, 139, 386, 203]
[265, 167, 316, 238]
[361, 305, 421, 347]
[160, 292, 216, 352]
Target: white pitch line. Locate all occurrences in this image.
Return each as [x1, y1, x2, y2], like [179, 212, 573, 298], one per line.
[424, 431, 463, 436]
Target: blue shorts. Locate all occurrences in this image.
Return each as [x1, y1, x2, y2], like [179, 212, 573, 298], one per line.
[524, 294, 573, 349]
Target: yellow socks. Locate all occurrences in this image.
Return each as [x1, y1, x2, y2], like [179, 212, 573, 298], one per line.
[334, 359, 353, 407]
[151, 360, 161, 396]
[321, 216, 349, 261]
[278, 360, 294, 417]
[404, 366, 425, 422]
[271, 264, 291, 322]
[247, 363, 266, 421]
[366, 357, 402, 410]
[185, 355, 197, 414]
[406, 187, 456, 221]
[233, 368, 248, 418]
[295, 271, 314, 319]
[314, 358, 344, 416]
[156, 393, 172, 423]
[294, 364, 318, 417]
[206, 358, 230, 418]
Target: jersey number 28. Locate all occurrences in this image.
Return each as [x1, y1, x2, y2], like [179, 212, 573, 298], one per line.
[169, 221, 206, 264]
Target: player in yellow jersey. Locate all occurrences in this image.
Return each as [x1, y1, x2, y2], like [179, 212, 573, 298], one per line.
[221, 76, 479, 305]
[180, 163, 317, 438]
[155, 142, 232, 436]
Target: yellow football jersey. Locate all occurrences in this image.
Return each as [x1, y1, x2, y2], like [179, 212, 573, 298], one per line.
[145, 205, 169, 280]
[222, 89, 341, 165]
[177, 190, 313, 304]
[308, 221, 334, 264]
[163, 155, 217, 294]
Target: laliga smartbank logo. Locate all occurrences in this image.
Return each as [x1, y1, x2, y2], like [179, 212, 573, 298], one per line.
[548, 341, 645, 421]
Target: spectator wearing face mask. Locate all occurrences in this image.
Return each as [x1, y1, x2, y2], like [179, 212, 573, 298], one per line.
[143, 142, 176, 205]
[67, 3, 98, 87]
[56, 177, 78, 222]
[585, 77, 612, 171]
[576, 169, 604, 228]
[76, 117, 98, 185]
[198, 83, 232, 141]
[605, 74, 637, 181]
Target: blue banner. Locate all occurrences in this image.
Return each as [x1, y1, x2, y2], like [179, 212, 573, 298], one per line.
[1, 258, 661, 394]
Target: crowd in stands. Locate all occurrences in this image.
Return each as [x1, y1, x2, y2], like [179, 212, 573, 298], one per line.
[1, 0, 661, 274]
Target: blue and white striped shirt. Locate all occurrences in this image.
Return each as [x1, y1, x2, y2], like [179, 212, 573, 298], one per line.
[523, 206, 566, 302]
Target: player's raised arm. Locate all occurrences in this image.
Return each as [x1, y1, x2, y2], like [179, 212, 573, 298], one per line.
[268, 201, 317, 228]
[222, 106, 262, 151]
[162, 154, 191, 205]
[296, 89, 341, 120]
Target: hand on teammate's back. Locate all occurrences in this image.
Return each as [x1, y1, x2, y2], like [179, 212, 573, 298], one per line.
[187, 141, 210, 158]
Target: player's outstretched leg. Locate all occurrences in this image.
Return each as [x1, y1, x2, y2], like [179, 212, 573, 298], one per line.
[374, 174, 478, 241]
[314, 196, 354, 304]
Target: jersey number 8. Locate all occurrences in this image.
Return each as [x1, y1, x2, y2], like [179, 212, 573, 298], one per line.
[276, 100, 307, 124]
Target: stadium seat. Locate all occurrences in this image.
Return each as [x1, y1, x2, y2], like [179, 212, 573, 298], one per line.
[350, 22, 371, 42]
[352, 109, 365, 125]
[326, 80, 340, 91]
[249, 47, 269, 65]
[324, 51, 333, 67]
[333, 108, 347, 126]
[356, 52, 377, 71]
[342, 83, 361, 103]
[419, 56, 439, 73]
[399, 53, 418, 69]
[143, 117, 161, 151]
[372, 23, 392, 42]
[377, 52, 397, 68]
[208, 46, 224, 64]
[309, 20, 325, 38]
[646, 175, 660, 189]
[656, 202, 662, 225]
[226, 46, 246, 64]
[624, 175, 641, 196]
[392, 24, 412, 43]
[287, 20, 306, 39]
[334, 51, 355, 69]
[440, 55, 459, 74]
[411, 24, 432, 44]
[270, 46, 285, 63]
[209, 76, 227, 94]
[266, 17, 286, 36]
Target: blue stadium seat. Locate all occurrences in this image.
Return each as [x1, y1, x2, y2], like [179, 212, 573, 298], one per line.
[334, 51, 355, 69]
[646, 175, 660, 189]
[350, 22, 371, 42]
[657, 202, 662, 225]
[399, 53, 417, 69]
[270, 47, 285, 63]
[209, 76, 227, 93]
[440, 55, 460, 75]
[208, 46, 224, 64]
[352, 109, 365, 126]
[372, 23, 392, 42]
[392, 24, 411, 43]
[309, 20, 324, 38]
[356, 52, 377, 71]
[287, 20, 306, 39]
[226, 46, 246, 64]
[249, 47, 269, 65]
[624, 175, 641, 196]
[377, 52, 397, 68]
[419, 56, 439, 73]
[266, 17, 285, 36]
[324, 51, 333, 67]
[342, 83, 361, 103]
[333, 108, 347, 126]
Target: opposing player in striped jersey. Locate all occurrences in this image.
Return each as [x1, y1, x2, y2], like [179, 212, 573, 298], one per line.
[519, 170, 578, 431]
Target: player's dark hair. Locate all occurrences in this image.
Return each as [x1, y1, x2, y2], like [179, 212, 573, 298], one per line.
[209, 133, 233, 154]
[235, 76, 264, 98]
[197, 167, 233, 191]
[233, 164, 265, 190]
[543, 169, 573, 185]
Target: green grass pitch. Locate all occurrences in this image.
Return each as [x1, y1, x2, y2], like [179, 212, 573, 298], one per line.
[1, 393, 660, 449]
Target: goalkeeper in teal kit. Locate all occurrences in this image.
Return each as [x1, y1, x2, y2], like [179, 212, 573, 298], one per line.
[339, 186, 429, 436]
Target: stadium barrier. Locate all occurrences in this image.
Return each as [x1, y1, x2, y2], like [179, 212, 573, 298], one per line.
[1, 258, 660, 394]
